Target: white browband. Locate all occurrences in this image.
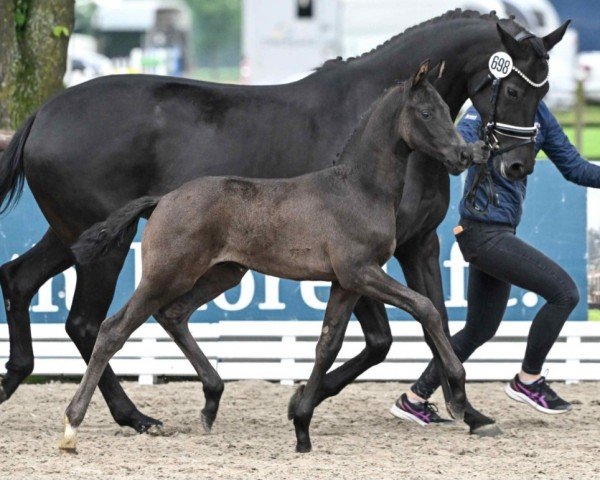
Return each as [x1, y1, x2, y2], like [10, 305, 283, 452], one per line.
[511, 61, 549, 88]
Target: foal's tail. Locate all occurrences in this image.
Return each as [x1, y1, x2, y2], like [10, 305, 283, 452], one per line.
[0, 113, 36, 215]
[72, 196, 161, 265]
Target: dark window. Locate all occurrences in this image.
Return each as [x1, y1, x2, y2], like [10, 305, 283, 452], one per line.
[297, 0, 313, 18]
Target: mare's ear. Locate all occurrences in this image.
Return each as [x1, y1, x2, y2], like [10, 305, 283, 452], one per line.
[496, 23, 525, 57]
[411, 59, 430, 89]
[427, 60, 445, 82]
[543, 20, 570, 52]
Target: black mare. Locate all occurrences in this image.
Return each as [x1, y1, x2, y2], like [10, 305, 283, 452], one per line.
[0, 10, 568, 433]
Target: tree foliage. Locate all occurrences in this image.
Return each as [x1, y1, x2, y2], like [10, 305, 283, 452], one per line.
[185, 0, 241, 68]
[0, 0, 75, 129]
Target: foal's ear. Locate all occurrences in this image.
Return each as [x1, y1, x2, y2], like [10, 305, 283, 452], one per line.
[411, 59, 430, 89]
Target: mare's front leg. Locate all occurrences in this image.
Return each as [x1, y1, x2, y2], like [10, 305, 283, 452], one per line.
[289, 282, 359, 453]
[396, 231, 498, 434]
[337, 263, 466, 420]
[154, 262, 248, 432]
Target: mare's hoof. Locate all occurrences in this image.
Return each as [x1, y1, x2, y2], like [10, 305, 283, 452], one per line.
[470, 423, 503, 437]
[295, 442, 312, 453]
[287, 384, 305, 421]
[120, 410, 163, 434]
[200, 411, 216, 433]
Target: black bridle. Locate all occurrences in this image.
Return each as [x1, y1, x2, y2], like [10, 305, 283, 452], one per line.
[465, 44, 549, 215]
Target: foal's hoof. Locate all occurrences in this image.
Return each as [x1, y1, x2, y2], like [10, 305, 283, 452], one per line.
[287, 384, 305, 421]
[470, 423, 503, 437]
[295, 441, 312, 453]
[200, 411, 216, 433]
[464, 401, 500, 437]
[446, 401, 465, 421]
[59, 416, 78, 453]
[120, 410, 163, 434]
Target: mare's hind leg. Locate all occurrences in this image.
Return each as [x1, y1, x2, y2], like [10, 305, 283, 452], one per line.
[154, 262, 248, 431]
[66, 238, 162, 433]
[313, 297, 392, 407]
[0, 229, 73, 401]
[290, 282, 359, 453]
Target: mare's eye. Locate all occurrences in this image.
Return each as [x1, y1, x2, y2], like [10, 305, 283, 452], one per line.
[421, 110, 432, 120]
[507, 87, 518, 99]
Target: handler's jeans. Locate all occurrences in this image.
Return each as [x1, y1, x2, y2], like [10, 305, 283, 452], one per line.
[411, 218, 580, 400]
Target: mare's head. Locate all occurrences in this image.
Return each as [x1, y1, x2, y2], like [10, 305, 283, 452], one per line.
[468, 20, 570, 180]
[397, 60, 486, 172]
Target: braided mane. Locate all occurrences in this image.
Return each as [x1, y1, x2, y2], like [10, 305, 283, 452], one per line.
[318, 9, 517, 71]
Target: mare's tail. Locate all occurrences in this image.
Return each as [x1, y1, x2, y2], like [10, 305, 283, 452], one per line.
[0, 114, 36, 214]
[72, 196, 160, 265]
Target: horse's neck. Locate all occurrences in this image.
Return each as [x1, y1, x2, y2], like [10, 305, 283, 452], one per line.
[342, 92, 410, 206]
[308, 18, 497, 120]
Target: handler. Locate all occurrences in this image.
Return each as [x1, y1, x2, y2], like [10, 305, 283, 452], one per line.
[391, 100, 600, 425]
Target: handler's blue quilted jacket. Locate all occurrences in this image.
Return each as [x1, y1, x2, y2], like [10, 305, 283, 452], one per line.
[458, 101, 600, 227]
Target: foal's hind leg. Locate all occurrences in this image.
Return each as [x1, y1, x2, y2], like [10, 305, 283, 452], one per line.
[154, 263, 248, 432]
[290, 282, 359, 453]
[67, 240, 162, 433]
[0, 229, 73, 401]
[61, 281, 179, 451]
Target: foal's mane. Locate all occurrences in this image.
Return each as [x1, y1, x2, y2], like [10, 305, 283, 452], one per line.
[317, 9, 524, 71]
[334, 83, 407, 164]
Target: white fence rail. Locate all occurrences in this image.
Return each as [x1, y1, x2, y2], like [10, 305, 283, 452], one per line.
[1, 321, 599, 384]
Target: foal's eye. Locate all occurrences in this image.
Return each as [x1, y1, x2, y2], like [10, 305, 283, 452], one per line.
[420, 110, 432, 120]
[507, 87, 519, 99]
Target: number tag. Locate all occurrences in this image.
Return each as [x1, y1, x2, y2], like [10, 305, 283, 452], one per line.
[488, 52, 513, 79]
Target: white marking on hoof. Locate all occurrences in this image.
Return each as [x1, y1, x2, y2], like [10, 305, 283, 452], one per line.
[59, 416, 78, 452]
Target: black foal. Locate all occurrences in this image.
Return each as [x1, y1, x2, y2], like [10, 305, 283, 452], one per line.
[65, 61, 485, 452]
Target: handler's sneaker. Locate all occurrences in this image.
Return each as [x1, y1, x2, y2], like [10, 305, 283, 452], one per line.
[505, 374, 572, 414]
[390, 393, 452, 426]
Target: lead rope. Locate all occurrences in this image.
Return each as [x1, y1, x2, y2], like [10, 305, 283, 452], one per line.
[464, 78, 501, 216]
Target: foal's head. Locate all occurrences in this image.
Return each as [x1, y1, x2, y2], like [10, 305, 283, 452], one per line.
[396, 61, 486, 173]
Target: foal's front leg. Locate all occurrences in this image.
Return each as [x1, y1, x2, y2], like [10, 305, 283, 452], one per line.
[289, 282, 359, 453]
[338, 263, 466, 420]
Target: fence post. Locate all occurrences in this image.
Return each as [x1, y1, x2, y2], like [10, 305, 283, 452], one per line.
[138, 337, 157, 385]
[280, 335, 296, 386]
[565, 335, 581, 385]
